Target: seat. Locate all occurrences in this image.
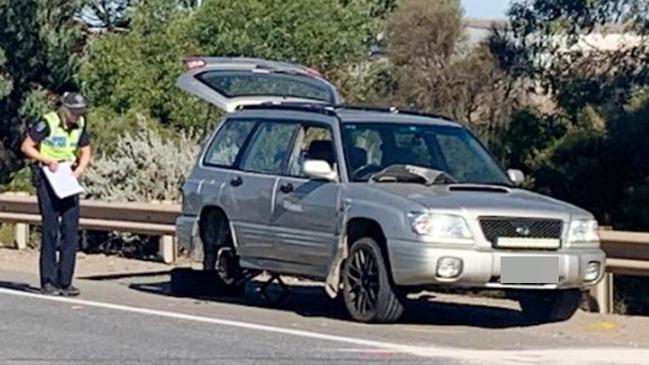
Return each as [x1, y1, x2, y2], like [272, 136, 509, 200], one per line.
[349, 147, 368, 171]
[307, 140, 335, 167]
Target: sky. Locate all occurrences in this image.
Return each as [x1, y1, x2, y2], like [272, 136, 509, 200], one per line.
[462, 0, 511, 19]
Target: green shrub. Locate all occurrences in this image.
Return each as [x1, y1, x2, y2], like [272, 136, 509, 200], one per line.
[82, 113, 201, 203]
[615, 275, 649, 315]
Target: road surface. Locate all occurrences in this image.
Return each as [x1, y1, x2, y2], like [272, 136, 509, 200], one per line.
[0, 252, 648, 364]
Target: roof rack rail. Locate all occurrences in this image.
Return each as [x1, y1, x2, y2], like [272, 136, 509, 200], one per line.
[236, 102, 456, 122]
[336, 104, 453, 121]
[335, 104, 399, 114]
[237, 102, 336, 116]
[394, 108, 453, 122]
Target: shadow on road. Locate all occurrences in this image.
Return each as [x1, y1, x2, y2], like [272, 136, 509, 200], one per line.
[89, 269, 540, 329]
[0, 280, 41, 293]
[79, 271, 171, 281]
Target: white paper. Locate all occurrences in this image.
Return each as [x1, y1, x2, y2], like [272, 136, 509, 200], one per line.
[42, 162, 84, 199]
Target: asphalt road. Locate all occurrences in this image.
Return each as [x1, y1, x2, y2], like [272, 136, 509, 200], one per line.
[1, 268, 648, 365]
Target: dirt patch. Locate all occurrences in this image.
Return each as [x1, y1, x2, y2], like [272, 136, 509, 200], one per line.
[0, 247, 176, 277]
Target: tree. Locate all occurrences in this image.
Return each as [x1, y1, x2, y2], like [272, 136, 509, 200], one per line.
[0, 48, 10, 99]
[83, 0, 132, 30]
[374, 0, 519, 147]
[80, 0, 213, 132]
[490, 0, 649, 229]
[490, 0, 649, 112]
[0, 0, 86, 183]
[192, 0, 377, 79]
[82, 0, 378, 133]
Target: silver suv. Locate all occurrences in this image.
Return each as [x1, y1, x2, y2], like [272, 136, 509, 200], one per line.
[175, 57, 606, 323]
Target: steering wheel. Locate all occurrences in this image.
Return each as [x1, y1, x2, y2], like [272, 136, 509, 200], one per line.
[352, 164, 384, 181]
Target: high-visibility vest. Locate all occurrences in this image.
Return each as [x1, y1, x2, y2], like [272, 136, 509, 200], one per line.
[39, 112, 85, 162]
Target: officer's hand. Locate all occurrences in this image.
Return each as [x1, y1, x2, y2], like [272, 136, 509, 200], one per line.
[45, 160, 59, 173]
[73, 167, 84, 179]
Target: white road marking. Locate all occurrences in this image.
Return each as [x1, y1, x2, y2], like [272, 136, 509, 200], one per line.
[0, 287, 647, 365]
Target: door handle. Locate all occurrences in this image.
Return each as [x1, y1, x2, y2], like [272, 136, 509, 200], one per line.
[279, 183, 294, 194]
[230, 176, 243, 187]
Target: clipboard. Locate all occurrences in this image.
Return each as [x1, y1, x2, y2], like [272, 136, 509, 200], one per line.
[42, 162, 84, 199]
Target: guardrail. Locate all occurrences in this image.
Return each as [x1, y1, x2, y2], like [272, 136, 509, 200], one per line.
[592, 230, 649, 314]
[0, 193, 647, 313]
[0, 193, 180, 263]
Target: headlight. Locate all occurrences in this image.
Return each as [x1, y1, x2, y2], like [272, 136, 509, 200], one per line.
[408, 212, 473, 243]
[568, 219, 600, 244]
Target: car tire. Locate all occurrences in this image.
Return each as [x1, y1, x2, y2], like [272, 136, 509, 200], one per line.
[518, 289, 582, 324]
[342, 237, 405, 323]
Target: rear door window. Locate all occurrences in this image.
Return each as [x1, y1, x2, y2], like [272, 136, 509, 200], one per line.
[239, 122, 300, 175]
[203, 119, 256, 167]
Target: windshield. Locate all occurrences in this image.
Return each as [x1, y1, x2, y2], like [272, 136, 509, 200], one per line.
[341, 123, 511, 185]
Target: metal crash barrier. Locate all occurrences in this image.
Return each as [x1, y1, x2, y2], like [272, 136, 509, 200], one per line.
[0, 192, 179, 263]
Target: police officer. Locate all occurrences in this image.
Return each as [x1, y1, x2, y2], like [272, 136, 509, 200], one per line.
[20, 92, 91, 296]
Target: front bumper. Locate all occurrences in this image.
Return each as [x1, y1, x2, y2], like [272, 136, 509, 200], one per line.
[388, 239, 606, 289]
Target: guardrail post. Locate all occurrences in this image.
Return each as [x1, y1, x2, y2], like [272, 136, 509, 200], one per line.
[13, 192, 29, 250]
[594, 272, 614, 314]
[159, 235, 176, 264]
[157, 200, 177, 264]
[14, 222, 29, 250]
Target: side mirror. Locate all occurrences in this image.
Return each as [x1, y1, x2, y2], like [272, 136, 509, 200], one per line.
[304, 160, 338, 182]
[507, 169, 525, 186]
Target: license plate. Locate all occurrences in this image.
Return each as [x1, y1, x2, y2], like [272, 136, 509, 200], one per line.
[500, 256, 559, 284]
[496, 237, 560, 249]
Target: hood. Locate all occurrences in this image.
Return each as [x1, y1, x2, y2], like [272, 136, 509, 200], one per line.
[365, 183, 591, 220]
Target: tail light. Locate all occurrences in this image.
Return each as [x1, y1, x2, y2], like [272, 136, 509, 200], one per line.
[184, 58, 206, 70]
[304, 66, 322, 77]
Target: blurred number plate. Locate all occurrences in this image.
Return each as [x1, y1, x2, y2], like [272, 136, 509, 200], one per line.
[501, 256, 558, 284]
[496, 237, 560, 249]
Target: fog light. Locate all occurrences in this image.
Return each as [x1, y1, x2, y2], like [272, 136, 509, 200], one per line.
[584, 262, 600, 282]
[437, 257, 463, 279]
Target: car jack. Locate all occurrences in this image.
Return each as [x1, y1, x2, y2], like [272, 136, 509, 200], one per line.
[259, 274, 290, 306]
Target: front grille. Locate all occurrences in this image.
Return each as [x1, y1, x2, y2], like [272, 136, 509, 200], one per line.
[479, 217, 563, 248]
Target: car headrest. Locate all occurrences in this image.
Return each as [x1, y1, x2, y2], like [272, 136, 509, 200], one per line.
[350, 147, 367, 170]
[307, 140, 335, 166]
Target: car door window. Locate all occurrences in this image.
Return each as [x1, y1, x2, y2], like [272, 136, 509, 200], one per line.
[240, 122, 299, 174]
[288, 125, 334, 177]
[203, 119, 256, 167]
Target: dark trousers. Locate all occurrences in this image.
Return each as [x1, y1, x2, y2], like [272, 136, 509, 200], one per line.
[36, 174, 80, 288]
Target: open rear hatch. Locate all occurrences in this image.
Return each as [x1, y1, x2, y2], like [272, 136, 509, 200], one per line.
[176, 57, 342, 112]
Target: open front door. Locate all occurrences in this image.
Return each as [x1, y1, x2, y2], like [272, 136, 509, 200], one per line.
[176, 57, 342, 112]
